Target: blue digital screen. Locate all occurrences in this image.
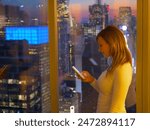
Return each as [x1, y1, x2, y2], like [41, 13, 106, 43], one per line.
[6, 26, 48, 44]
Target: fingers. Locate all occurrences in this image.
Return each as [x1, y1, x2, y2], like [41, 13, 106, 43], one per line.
[75, 70, 95, 83]
[75, 71, 87, 80]
[80, 71, 94, 83]
[82, 71, 87, 77]
[75, 73, 82, 79]
[81, 71, 90, 78]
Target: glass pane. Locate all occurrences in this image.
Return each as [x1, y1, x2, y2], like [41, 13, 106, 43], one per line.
[58, 0, 136, 113]
[0, 0, 50, 113]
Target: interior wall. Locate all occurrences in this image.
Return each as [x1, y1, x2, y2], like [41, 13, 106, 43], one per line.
[136, 0, 150, 112]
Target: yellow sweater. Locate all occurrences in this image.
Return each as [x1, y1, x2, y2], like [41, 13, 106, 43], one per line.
[91, 62, 132, 113]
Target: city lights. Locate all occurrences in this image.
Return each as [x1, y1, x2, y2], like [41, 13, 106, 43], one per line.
[6, 26, 49, 44]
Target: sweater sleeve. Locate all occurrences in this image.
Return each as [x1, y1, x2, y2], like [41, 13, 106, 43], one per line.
[90, 79, 99, 92]
[109, 63, 132, 112]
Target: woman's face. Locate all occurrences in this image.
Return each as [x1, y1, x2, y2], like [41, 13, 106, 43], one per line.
[97, 36, 111, 58]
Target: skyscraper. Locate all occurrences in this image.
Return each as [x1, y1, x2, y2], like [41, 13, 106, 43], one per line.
[0, 1, 50, 113]
[81, 1, 109, 112]
[0, 25, 50, 113]
[0, 40, 41, 112]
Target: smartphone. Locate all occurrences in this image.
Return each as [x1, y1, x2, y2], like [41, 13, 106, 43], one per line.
[72, 66, 85, 79]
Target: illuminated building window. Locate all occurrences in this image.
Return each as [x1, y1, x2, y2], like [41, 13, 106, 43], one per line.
[5, 26, 49, 44]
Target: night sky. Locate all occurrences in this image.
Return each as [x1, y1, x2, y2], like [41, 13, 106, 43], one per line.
[1, 0, 41, 6]
[1, 0, 137, 23]
[1, 0, 47, 18]
[69, 0, 137, 23]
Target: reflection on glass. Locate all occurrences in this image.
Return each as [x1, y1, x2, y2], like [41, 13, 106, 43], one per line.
[58, 0, 136, 113]
[0, 0, 50, 113]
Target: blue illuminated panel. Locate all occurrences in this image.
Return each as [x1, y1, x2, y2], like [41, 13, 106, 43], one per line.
[6, 26, 48, 44]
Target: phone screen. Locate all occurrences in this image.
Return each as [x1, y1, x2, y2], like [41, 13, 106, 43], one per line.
[72, 66, 85, 79]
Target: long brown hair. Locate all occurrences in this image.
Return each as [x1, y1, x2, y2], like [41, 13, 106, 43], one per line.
[96, 25, 132, 74]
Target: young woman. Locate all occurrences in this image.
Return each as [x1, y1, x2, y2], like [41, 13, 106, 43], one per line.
[80, 25, 133, 113]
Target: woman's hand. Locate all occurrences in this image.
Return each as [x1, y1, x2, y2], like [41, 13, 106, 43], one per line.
[77, 71, 95, 83]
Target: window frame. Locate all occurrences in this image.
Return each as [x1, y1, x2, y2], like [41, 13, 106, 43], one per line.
[48, 0, 59, 112]
[49, 0, 150, 113]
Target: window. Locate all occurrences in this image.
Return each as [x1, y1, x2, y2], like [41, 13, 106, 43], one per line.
[57, 0, 137, 113]
[0, 0, 50, 113]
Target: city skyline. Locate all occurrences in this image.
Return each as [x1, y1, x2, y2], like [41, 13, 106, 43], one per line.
[69, 0, 137, 23]
[0, 0, 137, 23]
